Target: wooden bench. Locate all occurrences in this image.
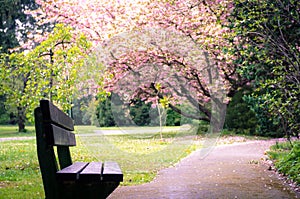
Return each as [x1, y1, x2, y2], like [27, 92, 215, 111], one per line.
[34, 100, 123, 199]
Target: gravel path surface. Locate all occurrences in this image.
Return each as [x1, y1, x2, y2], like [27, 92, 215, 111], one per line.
[108, 140, 299, 199]
[0, 136, 35, 142]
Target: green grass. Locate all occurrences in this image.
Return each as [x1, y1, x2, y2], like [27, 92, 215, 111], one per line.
[268, 140, 300, 185]
[0, 125, 35, 138]
[77, 128, 201, 186]
[0, 139, 43, 198]
[0, 125, 202, 198]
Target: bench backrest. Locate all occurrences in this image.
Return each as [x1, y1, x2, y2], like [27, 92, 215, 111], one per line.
[34, 100, 76, 198]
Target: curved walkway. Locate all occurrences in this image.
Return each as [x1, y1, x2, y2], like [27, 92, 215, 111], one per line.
[108, 140, 299, 199]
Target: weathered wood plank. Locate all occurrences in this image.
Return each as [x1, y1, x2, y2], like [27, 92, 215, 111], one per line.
[79, 162, 103, 182]
[102, 161, 123, 182]
[40, 100, 74, 131]
[45, 124, 76, 146]
[56, 162, 88, 181]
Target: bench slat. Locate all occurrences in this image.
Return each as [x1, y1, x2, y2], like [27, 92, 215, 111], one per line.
[40, 100, 74, 131]
[102, 161, 123, 182]
[56, 162, 88, 181]
[79, 162, 103, 182]
[46, 124, 76, 146]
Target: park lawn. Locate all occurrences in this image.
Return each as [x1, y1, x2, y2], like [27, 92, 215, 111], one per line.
[0, 125, 202, 199]
[0, 139, 43, 199]
[0, 125, 35, 138]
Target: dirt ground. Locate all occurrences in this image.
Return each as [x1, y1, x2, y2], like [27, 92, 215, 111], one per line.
[108, 140, 299, 199]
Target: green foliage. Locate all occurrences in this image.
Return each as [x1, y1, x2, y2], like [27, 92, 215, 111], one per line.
[96, 95, 155, 127]
[268, 141, 300, 185]
[166, 108, 181, 126]
[72, 97, 90, 125]
[0, 95, 9, 124]
[72, 95, 98, 126]
[166, 108, 193, 126]
[96, 95, 116, 127]
[0, 24, 91, 131]
[224, 89, 257, 135]
[96, 94, 193, 127]
[0, 0, 42, 53]
[230, 0, 300, 138]
[129, 99, 152, 126]
[243, 95, 284, 137]
[195, 120, 209, 135]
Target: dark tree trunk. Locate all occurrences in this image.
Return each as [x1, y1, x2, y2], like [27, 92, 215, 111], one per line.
[17, 106, 26, 132]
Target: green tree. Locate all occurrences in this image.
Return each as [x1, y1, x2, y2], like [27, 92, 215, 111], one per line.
[0, 24, 91, 132]
[96, 95, 116, 127]
[224, 89, 257, 135]
[0, 0, 50, 124]
[0, 95, 9, 124]
[0, 0, 41, 53]
[243, 94, 283, 137]
[230, 0, 300, 138]
[72, 95, 93, 125]
[129, 99, 152, 126]
[96, 94, 194, 127]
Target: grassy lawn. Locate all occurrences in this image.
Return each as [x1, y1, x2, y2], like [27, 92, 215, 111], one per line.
[0, 139, 44, 198]
[0, 125, 202, 198]
[0, 125, 35, 138]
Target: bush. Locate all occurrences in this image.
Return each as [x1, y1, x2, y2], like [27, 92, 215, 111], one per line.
[268, 141, 300, 185]
[224, 89, 257, 135]
[96, 94, 194, 127]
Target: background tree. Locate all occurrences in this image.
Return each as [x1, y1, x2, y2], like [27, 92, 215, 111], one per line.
[230, 0, 300, 138]
[224, 88, 257, 135]
[0, 24, 91, 132]
[96, 94, 193, 127]
[129, 99, 152, 126]
[29, 0, 145, 44]
[0, 0, 51, 125]
[28, 0, 250, 131]
[0, 0, 44, 53]
[243, 94, 283, 137]
[0, 91, 10, 124]
[96, 95, 116, 127]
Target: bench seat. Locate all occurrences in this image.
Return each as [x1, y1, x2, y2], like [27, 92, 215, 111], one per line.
[57, 161, 123, 182]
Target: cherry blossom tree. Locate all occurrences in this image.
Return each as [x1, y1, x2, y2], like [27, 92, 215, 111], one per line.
[28, 0, 148, 44]
[98, 28, 224, 125]
[27, 0, 249, 130]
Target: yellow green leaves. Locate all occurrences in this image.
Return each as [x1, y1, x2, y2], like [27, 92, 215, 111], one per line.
[0, 23, 91, 124]
[159, 96, 170, 108]
[154, 82, 162, 92]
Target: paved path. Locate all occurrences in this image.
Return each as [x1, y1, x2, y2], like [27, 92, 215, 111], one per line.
[93, 126, 190, 135]
[0, 136, 35, 142]
[108, 140, 299, 199]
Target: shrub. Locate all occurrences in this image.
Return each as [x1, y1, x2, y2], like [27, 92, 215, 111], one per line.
[268, 141, 300, 185]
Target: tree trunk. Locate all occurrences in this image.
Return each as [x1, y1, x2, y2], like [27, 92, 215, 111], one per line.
[17, 106, 26, 132]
